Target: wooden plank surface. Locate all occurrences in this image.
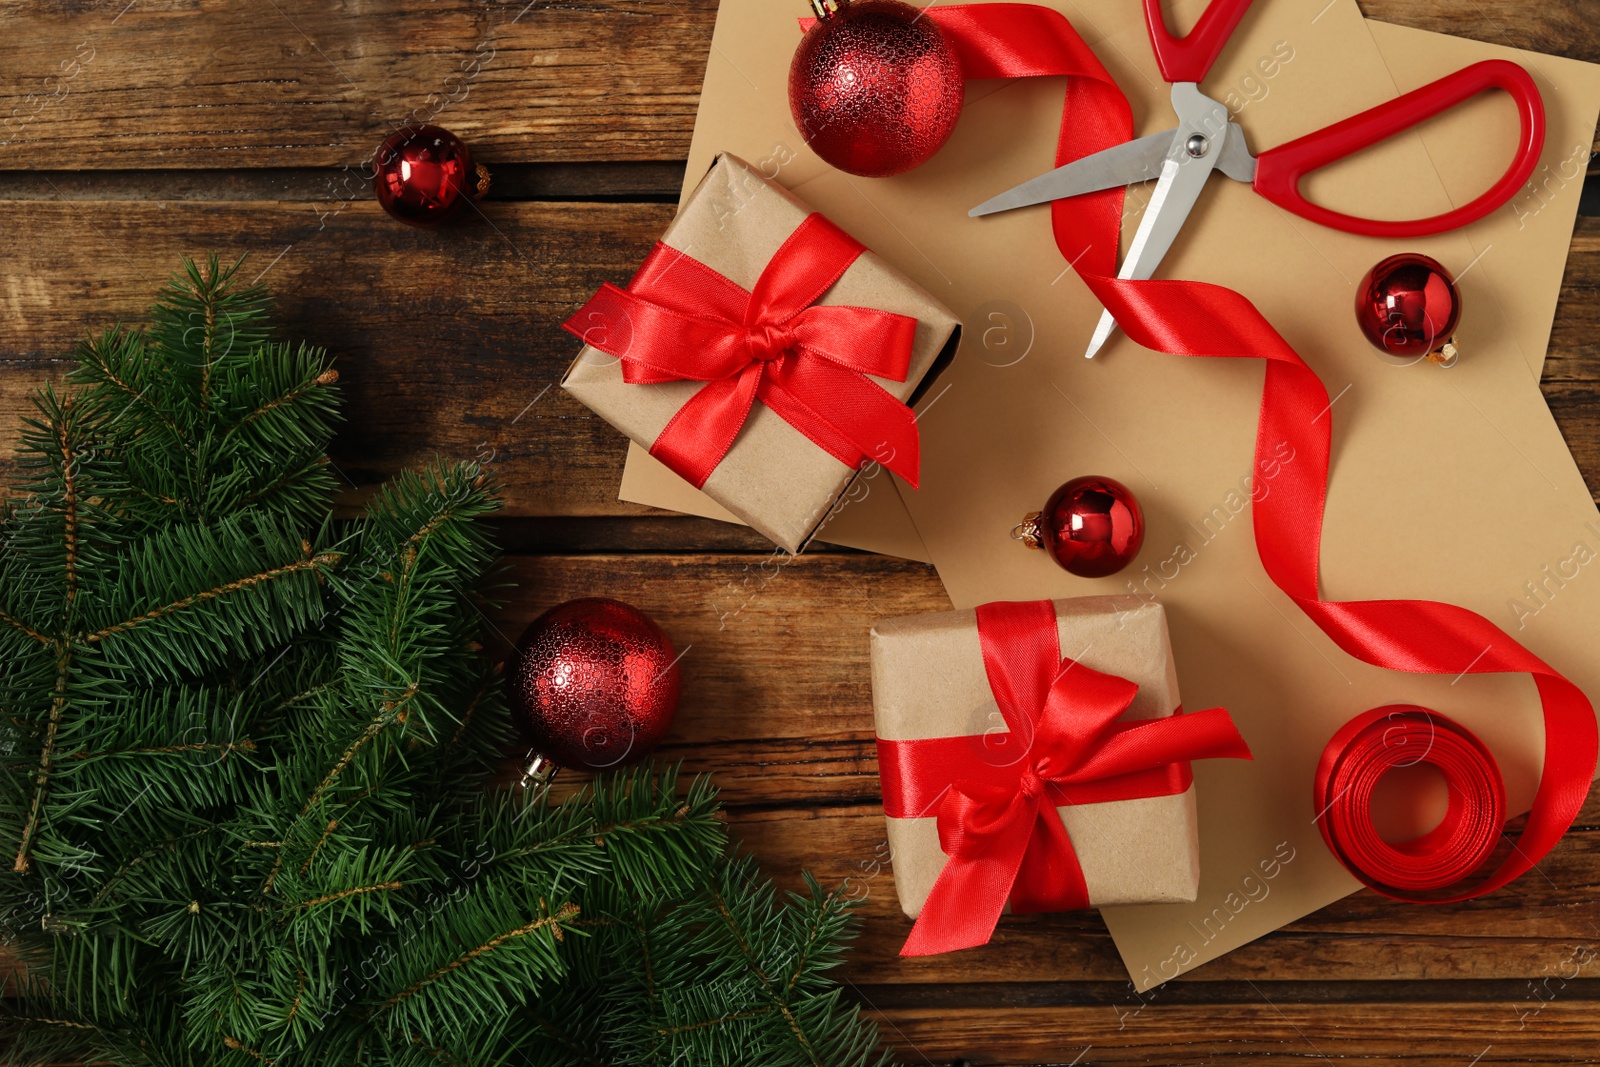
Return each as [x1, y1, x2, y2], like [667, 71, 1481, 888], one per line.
[3, 0, 1600, 1064]
[1, 1, 1598, 169]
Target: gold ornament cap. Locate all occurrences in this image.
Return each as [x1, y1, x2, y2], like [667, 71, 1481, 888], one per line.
[1011, 511, 1045, 550]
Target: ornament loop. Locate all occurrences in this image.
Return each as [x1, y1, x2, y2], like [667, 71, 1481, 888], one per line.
[519, 752, 558, 803]
[1429, 340, 1459, 369]
[1012, 511, 1044, 549]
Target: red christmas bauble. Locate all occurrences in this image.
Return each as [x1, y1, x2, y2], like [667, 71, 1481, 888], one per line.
[372, 124, 489, 227]
[1355, 253, 1462, 367]
[788, 0, 964, 178]
[507, 598, 680, 771]
[1015, 476, 1144, 578]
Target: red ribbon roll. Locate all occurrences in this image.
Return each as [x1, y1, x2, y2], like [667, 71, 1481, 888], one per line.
[879, 599, 1252, 956]
[897, 3, 1594, 901]
[1315, 706, 1506, 894]
[562, 213, 923, 489]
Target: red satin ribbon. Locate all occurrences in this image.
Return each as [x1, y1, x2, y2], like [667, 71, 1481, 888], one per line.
[918, 3, 1596, 901]
[879, 599, 1252, 956]
[562, 213, 922, 489]
[1315, 706, 1506, 893]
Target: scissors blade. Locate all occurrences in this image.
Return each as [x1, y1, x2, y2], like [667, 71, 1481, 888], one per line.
[1085, 86, 1232, 358]
[967, 130, 1176, 218]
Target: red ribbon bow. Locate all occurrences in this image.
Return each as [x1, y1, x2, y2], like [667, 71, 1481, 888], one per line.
[562, 212, 923, 489]
[878, 600, 1253, 956]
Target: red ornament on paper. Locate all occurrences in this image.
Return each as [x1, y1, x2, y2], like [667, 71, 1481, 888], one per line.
[507, 598, 680, 772]
[372, 124, 490, 226]
[789, 0, 964, 178]
[1354, 253, 1462, 367]
[1014, 476, 1144, 578]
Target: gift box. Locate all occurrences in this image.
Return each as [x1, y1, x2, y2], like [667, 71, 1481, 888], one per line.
[870, 596, 1251, 955]
[561, 153, 960, 553]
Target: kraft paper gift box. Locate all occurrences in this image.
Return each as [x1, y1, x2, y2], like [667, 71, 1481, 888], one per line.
[561, 153, 960, 554]
[871, 596, 1238, 926]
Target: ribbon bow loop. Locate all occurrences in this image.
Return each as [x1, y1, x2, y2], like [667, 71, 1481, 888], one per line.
[563, 211, 924, 490]
[1031, 658, 1142, 780]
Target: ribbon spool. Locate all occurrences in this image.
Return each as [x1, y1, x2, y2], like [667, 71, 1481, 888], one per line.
[1314, 706, 1506, 895]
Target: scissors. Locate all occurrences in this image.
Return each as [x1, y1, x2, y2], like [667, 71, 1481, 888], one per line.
[969, 0, 1546, 358]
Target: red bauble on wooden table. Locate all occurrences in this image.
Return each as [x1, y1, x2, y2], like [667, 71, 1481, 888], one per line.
[507, 598, 681, 777]
[1354, 252, 1462, 367]
[1014, 476, 1145, 578]
[372, 124, 490, 226]
[788, 0, 965, 177]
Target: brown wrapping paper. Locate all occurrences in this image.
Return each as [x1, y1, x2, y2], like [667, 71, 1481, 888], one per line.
[561, 153, 960, 554]
[871, 596, 1202, 916]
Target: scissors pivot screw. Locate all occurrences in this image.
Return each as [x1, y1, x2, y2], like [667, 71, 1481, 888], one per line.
[1184, 134, 1210, 158]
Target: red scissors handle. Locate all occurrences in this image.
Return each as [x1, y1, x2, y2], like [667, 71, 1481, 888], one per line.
[1143, 0, 1257, 84]
[1252, 60, 1546, 239]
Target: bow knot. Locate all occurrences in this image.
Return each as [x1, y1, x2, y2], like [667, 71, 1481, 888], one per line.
[1017, 766, 1046, 800]
[745, 322, 795, 363]
[563, 211, 925, 490]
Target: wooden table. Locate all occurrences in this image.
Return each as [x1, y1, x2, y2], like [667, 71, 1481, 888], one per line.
[2, 2, 1597, 1063]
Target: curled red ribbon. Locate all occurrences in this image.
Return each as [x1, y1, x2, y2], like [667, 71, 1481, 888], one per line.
[920, 3, 1596, 901]
[878, 599, 1252, 956]
[562, 212, 923, 489]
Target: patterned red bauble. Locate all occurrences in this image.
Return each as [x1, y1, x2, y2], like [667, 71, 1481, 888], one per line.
[1014, 476, 1144, 578]
[1355, 253, 1462, 367]
[788, 0, 964, 178]
[372, 124, 490, 227]
[507, 598, 680, 771]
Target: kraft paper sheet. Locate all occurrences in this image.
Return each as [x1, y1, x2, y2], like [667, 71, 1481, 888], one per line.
[622, 0, 1600, 987]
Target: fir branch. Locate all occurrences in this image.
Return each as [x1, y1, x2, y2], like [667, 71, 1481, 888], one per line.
[227, 366, 339, 435]
[82, 551, 339, 644]
[381, 901, 581, 1011]
[12, 643, 72, 875]
[54, 404, 79, 608]
[292, 880, 404, 912]
[223, 1033, 276, 1064]
[293, 680, 417, 819]
[0, 258, 894, 1067]
[0, 606, 50, 645]
[298, 819, 339, 876]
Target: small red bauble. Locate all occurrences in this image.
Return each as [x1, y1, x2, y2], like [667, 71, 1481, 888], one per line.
[1014, 476, 1144, 578]
[507, 598, 680, 772]
[372, 124, 490, 227]
[1355, 253, 1462, 367]
[788, 0, 964, 178]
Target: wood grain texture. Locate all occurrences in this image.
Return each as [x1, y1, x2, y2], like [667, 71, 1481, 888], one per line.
[862, 997, 1600, 1065]
[0, 0, 715, 168]
[2, 1, 1599, 170]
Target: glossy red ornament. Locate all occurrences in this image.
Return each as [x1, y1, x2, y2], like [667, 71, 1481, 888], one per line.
[788, 0, 964, 178]
[1015, 476, 1144, 578]
[1354, 253, 1462, 367]
[372, 124, 489, 227]
[507, 598, 680, 772]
